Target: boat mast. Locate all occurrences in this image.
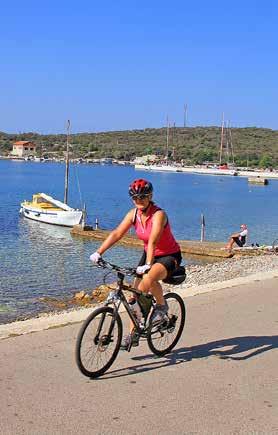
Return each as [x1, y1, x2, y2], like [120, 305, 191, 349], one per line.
[225, 121, 229, 164]
[64, 120, 70, 204]
[219, 112, 225, 165]
[228, 121, 235, 165]
[184, 104, 188, 127]
[166, 115, 169, 165]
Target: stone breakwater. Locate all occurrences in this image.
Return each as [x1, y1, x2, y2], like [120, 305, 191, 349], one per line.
[181, 253, 278, 289]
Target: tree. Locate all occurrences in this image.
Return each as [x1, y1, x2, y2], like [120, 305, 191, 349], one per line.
[192, 148, 215, 164]
[259, 154, 273, 169]
[144, 146, 153, 154]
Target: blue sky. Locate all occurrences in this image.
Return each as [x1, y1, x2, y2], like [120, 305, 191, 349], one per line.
[1, 0, 277, 133]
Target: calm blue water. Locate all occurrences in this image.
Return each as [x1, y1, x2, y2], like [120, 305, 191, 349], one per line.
[1, 159, 278, 323]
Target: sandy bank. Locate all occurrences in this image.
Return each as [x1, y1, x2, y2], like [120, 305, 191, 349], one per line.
[1, 255, 277, 340]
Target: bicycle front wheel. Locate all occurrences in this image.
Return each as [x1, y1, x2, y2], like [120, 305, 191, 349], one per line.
[147, 292, 186, 356]
[75, 306, 122, 378]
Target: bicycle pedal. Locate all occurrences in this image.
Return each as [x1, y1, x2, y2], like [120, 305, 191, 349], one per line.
[151, 317, 168, 328]
[159, 321, 169, 331]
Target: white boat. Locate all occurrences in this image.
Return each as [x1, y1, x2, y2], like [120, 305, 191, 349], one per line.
[134, 164, 151, 170]
[20, 121, 83, 227]
[148, 164, 179, 172]
[187, 166, 237, 176]
[20, 193, 83, 227]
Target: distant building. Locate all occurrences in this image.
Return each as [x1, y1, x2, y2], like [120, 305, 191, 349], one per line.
[134, 154, 159, 164]
[11, 141, 36, 157]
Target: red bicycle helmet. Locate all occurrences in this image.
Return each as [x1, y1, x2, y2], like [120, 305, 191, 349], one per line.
[129, 179, 153, 197]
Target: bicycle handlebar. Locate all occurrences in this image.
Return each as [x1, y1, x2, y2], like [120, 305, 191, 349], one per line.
[95, 258, 137, 276]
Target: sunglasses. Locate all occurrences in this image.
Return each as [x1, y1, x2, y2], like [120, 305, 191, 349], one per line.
[131, 194, 150, 200]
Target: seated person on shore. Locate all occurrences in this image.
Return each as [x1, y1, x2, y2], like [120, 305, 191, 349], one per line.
[225, 224, 248, 251]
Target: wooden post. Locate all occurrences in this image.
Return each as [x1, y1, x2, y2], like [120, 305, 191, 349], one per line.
[201, 214, 205, 242]
[81, 204, 86, 229]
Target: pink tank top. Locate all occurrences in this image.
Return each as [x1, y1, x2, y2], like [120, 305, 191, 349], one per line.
[133, 203, 180, 256]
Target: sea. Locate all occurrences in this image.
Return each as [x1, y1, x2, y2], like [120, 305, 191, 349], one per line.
[1, 159, 278, 324]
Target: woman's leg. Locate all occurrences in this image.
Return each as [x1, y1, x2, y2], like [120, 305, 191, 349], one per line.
[126, 276, 142, 334]
[122, 264, 168, 347]
[225, 236, 235, 250]
[128, 265, 166, 328]
[137, 263, 167, 304]
[149, 281, 164, 305]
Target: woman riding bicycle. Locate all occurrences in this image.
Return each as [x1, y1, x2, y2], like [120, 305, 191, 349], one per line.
[90, 178, 182, 346]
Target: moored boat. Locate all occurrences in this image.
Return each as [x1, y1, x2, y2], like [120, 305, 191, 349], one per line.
[20, 193, 83, 227]
[20, 121, 84, 227]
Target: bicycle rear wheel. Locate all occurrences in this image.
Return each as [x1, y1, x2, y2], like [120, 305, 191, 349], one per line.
[75, 306, 122, 378]
[272, 238, 278, 253]
[147, 292, 186, 356]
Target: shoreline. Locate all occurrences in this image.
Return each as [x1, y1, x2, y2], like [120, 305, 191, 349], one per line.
[134, 163, 278, 179]
[1, 254, 277, 340]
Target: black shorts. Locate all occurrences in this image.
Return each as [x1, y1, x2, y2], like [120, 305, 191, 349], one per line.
[232, 237, 244, 247]
[138, 251, 182, 277]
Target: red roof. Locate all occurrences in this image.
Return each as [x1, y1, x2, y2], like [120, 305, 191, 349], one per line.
[13, 141, 36, 146]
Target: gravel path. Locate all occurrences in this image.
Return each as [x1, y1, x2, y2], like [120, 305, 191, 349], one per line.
[181, 253, 278, 288]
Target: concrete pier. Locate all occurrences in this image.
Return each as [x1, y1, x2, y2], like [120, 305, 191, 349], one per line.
[70, 225, 268, 258]
[248, 176, 268, 185]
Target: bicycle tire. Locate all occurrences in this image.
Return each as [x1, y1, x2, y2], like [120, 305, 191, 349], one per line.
[147, 292, 186, 356]
[272, 238, 278, 253]
[75, 306, 122, 378]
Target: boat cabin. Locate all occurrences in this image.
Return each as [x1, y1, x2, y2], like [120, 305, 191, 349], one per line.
[24, 194, 62, 210]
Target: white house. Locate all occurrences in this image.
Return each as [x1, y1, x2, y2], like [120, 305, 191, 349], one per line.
[11, 141, 36, 157]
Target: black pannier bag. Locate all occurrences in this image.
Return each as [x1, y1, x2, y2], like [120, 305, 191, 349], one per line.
[162, 265, 186, 285]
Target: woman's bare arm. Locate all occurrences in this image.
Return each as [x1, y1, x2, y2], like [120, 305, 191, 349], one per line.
[231, 232, 241, 238]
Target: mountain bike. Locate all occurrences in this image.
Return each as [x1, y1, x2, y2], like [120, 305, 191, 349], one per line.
[75, 259, 186, 378]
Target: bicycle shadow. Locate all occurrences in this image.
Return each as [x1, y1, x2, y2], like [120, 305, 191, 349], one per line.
[99, 335, 278, 380]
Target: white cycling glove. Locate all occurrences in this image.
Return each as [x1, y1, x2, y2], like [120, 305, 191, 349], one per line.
[90, 252, 101, 264]
[136, 264, 151, 275]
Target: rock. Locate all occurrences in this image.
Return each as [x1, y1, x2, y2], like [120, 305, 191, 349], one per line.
[92, 285, 111, 302]
[38, 297, 67, 309]
[74, 291, 86, 300]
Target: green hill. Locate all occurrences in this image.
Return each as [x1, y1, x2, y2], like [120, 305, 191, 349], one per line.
[1, 126, 278, 168]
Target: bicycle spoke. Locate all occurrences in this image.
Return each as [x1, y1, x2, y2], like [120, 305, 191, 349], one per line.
[147, 293, 186, 356]
[76, 307, 122, 378]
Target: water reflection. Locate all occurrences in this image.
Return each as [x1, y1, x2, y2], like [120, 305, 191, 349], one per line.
[23, 219, 73, 244]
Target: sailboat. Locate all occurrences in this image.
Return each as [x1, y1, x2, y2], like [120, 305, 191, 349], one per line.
[146, 117, 180, 172]
[20, 121, 84, 227]
[218, 114, 237, 175]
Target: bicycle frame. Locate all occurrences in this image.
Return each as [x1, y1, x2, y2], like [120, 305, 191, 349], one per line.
[104, 270, 154, 336]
